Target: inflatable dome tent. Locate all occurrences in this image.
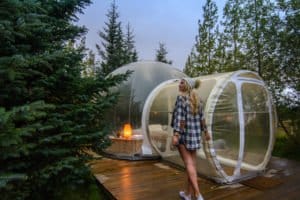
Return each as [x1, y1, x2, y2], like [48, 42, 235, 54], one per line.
[103, 61, 187, 157]
[104, 61, 277, 184]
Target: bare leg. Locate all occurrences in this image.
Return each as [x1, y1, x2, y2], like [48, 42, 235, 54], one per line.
[188, 177, 193, 196]
[178, 144, 200, 197]
[178, 144, 192, 195]
[190, 149, 202, 198]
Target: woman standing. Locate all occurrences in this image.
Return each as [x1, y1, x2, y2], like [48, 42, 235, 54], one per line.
[171, 78, 210, 200]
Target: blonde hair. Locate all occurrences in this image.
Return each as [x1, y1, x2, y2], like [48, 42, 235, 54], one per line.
[190, 89, 199, 115]
[182, 79, 201, 115]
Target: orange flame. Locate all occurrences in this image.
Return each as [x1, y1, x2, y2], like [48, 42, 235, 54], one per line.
[123, 123, 132, 139]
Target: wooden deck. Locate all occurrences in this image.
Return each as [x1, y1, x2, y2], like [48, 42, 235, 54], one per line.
[89, 155, 300, 200]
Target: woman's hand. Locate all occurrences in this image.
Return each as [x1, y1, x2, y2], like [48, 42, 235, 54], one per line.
[204, 131, 211, 141]
[172, 133, 180, 146]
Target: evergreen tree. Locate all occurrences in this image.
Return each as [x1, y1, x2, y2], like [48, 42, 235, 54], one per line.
[213, 26, 227, 72]
[82, 49, 96, 77]
[184, 47, 198, 77]
[67, 37, 96, 77]
[96, 0, 138, 75]
[242, 0, 278, 77]
[124, 23, 138, 63]
[96, 0, 124, 75]
[0, 1, 127, 199]
[221, 0, 246, 71]
[78, 37, 97, 77]
[190, 0, 219, 75]
[155, 42, 172, 64]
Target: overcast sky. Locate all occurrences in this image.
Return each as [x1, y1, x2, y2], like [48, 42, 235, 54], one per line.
[77, 0, 226, 70]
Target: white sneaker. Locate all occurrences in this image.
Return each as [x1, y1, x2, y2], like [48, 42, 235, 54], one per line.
[196, 194, 204, 200]
[179, 191, 191, 200]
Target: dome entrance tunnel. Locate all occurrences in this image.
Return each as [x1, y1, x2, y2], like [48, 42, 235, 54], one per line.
[103, 61, 277, 184]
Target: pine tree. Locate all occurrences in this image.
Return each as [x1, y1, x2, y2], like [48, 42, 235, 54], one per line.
[78, 37, 97, 77]
[96, 0, 138, 75]
[190, 0, 219, 75]
[67, 37, 96, 77]
[213, 26, 227, 72]
[124, 23, 138, 63]
[0, 1, 127, 199]
[242, 0, 278, 77]
[221, 0, 246, 71]
[96, 0, 123, 75]
[82, 49, 96, 77]
[155, 42, 172, 64]
[184, 47, 198, 77]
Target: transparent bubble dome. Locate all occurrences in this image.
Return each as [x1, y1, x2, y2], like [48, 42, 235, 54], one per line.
[108, 61, 187, 131]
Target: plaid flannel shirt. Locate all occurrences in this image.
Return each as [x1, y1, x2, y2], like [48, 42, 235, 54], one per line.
[171, 95, 204, 150]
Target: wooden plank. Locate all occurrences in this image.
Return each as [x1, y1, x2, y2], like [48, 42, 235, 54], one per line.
[90, 158, 216, 199]
[253, 167, 300, 200]
[90, 156, 300, 200]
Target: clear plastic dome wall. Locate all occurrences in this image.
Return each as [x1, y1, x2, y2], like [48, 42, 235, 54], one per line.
[144, 70, 276, 183]
[103, 61, 187, 159]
